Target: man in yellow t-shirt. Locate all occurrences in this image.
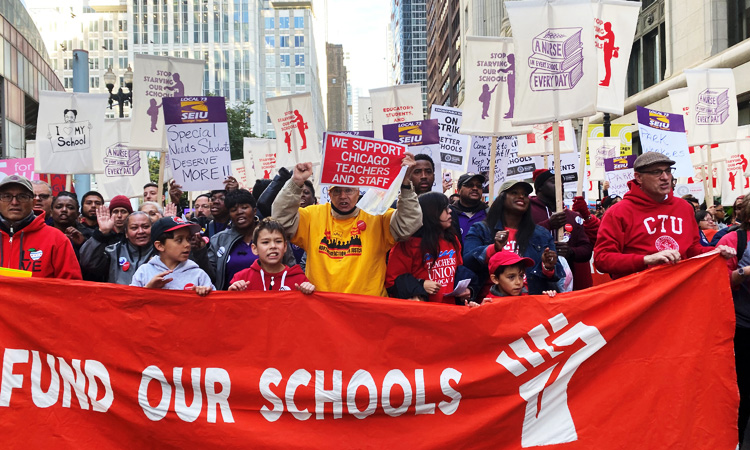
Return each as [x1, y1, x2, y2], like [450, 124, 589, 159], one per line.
[272, 155, 422, 296]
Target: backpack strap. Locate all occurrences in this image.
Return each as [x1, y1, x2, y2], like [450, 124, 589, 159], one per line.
[738, 228, 747, 260]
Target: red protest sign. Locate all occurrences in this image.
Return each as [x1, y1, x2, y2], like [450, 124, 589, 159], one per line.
[320, 133, 405, 189]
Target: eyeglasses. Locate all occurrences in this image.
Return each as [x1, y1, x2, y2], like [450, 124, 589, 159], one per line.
[638, 167, 675, 176]
[0, 193, 34, 203]
[34, 193, 51, 200]
[329, 188, 358, 197]
[462, 182, 484, 189]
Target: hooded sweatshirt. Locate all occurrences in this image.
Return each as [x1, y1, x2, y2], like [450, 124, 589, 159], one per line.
[229, 260, 309, 291]
[594, 180, 711, 278]
[130, 256, 215, 290]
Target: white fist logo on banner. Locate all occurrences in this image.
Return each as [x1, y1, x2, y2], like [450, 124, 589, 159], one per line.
[496, 313, 606, 448]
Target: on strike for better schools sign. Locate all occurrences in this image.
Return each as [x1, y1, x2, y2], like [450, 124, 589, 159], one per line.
[320, 133, 405, 189]
[163, 96, 232, 191]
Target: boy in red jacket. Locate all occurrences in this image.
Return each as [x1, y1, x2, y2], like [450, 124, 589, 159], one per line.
[468, 251, 556, 307]
[228, 217, 314, 293]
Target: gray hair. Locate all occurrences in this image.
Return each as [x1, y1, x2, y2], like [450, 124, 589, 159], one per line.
[30, 180, 52, 194]
[139, 201, 164, 214]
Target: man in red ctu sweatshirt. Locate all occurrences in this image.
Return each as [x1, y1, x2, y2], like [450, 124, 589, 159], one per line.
[594, 152, 735, 279]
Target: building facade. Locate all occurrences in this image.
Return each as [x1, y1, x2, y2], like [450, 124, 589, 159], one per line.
[390, 0, 428, 112]
[0, 0, 64, 158]
[262, 0, 325, 140]
[426, 0, 461, 108]
[326, 42, 347, 131]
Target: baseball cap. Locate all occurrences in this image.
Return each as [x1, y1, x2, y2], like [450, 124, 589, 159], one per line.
[0, 175, 33, 194]
[601, 194, 621, 209]
[499, 180, 533, 195]
[457, 173, 486, 188]
[488, 251, 535, 275]
[151, 216, 201, 244]
[633, 152, 675, 171]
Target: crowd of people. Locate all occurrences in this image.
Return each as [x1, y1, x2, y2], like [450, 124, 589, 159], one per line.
[1, 151, 749, 442]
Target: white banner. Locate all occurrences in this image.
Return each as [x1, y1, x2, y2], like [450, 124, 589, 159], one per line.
[460, 36, 532, 137]
[369, 84, 424, 139]
[243, 137, 277, 181]
[506, 0, 598, 125]
[674, 183, 705, 205]
[466, 136, 511, 198]
[129, 54, 205, 150]
[95, 119, 150, 201]
[516, 120, 577, 156]
[592, 0, 641, 115]
[231, 159, 249, 188]
[357, 97, 373, 131]
[266, 93, 320, 169]
[587, 137, 621, 181]
[430, 105, 470, 169]
[35, 91, 108, 174]
[685, 68, 739, 146]
[668, 87, 690, 118]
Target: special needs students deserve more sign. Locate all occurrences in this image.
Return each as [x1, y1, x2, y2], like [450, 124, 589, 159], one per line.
[320, 133, 406, 189]
[0, 255, 738, 449]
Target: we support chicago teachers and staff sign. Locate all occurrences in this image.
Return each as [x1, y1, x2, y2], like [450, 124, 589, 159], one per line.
[320, 133, 406, 189]
[0, 255, 738, 448]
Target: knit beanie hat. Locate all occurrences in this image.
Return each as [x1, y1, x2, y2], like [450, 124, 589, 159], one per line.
[108, 195, 133, 214]
[533, 169, 555, 192]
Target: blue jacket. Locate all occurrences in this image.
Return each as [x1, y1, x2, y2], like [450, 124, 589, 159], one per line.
[462, 220, 563, 295]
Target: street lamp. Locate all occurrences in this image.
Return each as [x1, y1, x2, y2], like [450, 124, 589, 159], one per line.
[104, 65, 133, 118]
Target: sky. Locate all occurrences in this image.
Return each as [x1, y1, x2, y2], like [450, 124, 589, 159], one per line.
[325, 1, 391, 94]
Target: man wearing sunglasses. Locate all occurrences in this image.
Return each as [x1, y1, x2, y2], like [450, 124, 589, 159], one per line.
[594, 152, 735, 279]
[0, 175, 81, 279]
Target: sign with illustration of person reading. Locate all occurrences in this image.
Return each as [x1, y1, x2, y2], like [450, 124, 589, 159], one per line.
[685, 68, 739, 146]
[460, 37, 532, 137]
[320, 134, 406, 190]
[35, 91, 109, 174]
[266, 93, 320, 169]
[505, 0, 598, 125]
[162, 96, 232, 191]
[592, 0, 641, 115]
[129, 54, 205, 150]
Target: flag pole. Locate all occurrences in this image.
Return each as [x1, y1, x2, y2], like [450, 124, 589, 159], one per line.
[576, 117, 590, 197]
[553, 122, 564, 241]
[489, 135, 498, 200]
[706, 146, 714, 203]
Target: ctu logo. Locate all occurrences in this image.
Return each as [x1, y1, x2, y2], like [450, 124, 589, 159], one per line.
[643, 215, 683, 235]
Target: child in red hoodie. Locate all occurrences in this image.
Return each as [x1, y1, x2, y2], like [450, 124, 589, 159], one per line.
[228, 218, 315, 293]
[467, 251, 556, 307]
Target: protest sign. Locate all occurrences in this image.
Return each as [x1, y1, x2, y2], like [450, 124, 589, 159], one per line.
[0, 158, 37, 181]
[320, 133, 405, 189]
[382, 120, 442, 192]
[689, 143, 728, 166]
[517, 121, 576, 157]
[461, 37, 532, 137]
[129, 54, 204, 150]
[467, 136, 516, 197]
[603, 155, 636, 198]
[505, 0, 598, 125]
[636, 106, 692, 177]
[267, 93, 320, 169]
[431, 105, 470, 169]
[674, 183, 705, 204]
[685, 68, 738, 146]
[357, 97, 373, 131]
[586, 123, 634, 158]
[163, 97, 232, 191]
[591, 0, 641, 115]
[330, 130, 375, 138]
[587, 137, 621, 181]
[369, 84, 424, 138]
[534, 151, 582, 204]
[0, 255, 737, 449]
[231, 159, 249, 188]
[35, 91, 108, 174]
[95, 119, 151, 200]
[668, 87, 690, 119]
[243, 138, 277, 181]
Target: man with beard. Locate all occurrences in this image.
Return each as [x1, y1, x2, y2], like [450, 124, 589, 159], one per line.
[272, 154, 422, 296]
[191, 193, 212, 220]
[202, 189, 231, 238]
[450, 173, 489, 241]
[79, 191, 104, 238]
[50, 191, 88, 257]
[0, 175, 81, 279]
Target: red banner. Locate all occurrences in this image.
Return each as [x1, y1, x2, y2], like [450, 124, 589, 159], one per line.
[320, 133, 405, 189]
[0, 255, 738, 448]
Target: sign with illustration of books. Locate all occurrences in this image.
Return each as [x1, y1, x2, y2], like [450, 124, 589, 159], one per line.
[695, 89, 730, 124]
[685, 68, 738, 146]
[528, 28, 584, 91]
[103, 144, 141, 177]
[505, 0, 597, 125]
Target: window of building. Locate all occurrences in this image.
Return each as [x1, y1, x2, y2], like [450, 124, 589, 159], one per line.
[728, 0, 750, 46]
[280, 36, 289, 48]
[279, 17, 290, 29]
[281, 73, 291, 87]
[119, 57, 128, 69]
[64, 77, 73, 89]
[626, 1, 666, 95]
[295, 54, 304, 66]
[119, 20, 127, 32]
[104, 57, 114, 70]
[266, 73, 276, 87]
[104, 39, 114, 50]
[90, 76, 100, 88]
[280, 55, 290, 67]
[294, 35, 304, 47]
[89, 21, 99, 32]
[265, 36, 275, 49]
[266, 54, 275, 68]
[88, 39, 99, 52]
[265, 17, 275, 29]
[294, 17, 304, 28]
[119, 39, 127, 51]
[295, 73, 305, 85]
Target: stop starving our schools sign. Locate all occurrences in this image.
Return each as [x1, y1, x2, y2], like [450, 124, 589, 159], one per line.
[0, 254, 738, 449]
